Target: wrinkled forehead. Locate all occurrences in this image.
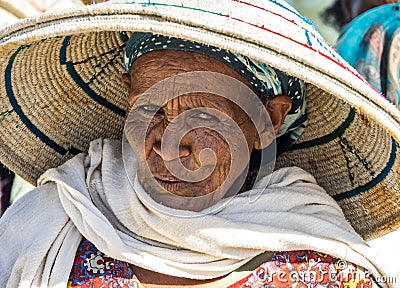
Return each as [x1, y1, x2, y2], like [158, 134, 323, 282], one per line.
[124, 33, 291, 101]
[127, 50, 258, 106]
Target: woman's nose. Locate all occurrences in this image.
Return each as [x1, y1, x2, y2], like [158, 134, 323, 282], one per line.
[152, 141, 191, 161]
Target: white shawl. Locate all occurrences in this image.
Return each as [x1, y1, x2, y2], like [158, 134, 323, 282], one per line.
[0, 138, 390, 287]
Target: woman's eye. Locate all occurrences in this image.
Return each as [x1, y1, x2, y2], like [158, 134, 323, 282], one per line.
[139, 105, 159, 113]
[194, 112, 216, 121]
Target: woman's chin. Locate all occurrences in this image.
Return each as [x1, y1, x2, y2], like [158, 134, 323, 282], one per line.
[139, 177, 230, 211]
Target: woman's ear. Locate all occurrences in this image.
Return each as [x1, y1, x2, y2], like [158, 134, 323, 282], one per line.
[253, 95, 292, 150]
[122, 73, 131, 90]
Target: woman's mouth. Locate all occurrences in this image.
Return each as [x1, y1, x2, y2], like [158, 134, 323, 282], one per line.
[155, 177, 188, 193]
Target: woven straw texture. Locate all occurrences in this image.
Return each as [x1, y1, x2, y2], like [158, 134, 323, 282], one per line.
[0, 0, 399, 240]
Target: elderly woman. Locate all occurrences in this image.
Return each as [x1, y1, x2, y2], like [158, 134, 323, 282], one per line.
[0, 1, 399, 287]
[334, 2, 400, 106]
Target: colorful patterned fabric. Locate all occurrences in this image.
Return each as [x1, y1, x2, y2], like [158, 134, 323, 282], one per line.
[336, 3, 400, 106]
[124, 32, 307, 153]
[229, 250, 377, 288]
[68, 239, 377, 288]
[68, 239, 142, 288]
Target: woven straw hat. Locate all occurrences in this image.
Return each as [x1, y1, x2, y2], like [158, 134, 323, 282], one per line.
[0, 0, 399, 240]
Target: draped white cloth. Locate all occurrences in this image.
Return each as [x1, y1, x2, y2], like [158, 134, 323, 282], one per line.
[0, 138, 389, 287]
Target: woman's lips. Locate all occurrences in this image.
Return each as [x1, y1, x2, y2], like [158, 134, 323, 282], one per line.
[156, 175, 181, 182]
[155, 177, 188, 193]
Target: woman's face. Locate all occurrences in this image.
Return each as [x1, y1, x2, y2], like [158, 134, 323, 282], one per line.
[341, 0, 397, 23]
[122, 50, 291, 201]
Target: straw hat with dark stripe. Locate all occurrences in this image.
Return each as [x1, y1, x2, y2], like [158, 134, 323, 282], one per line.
[0, 0, 399, 240]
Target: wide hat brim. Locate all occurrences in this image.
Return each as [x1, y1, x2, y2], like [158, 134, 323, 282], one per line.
[0, 0, 399, 240]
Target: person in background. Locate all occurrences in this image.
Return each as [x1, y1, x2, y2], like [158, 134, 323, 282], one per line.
[321, 0, 397, 31]
[333, 2, 400, 106]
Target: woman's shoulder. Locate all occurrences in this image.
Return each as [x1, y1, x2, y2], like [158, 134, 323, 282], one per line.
[0, 181, 61, 229]
[0, 181, 67, 245]
[0, 182, 68, 286]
